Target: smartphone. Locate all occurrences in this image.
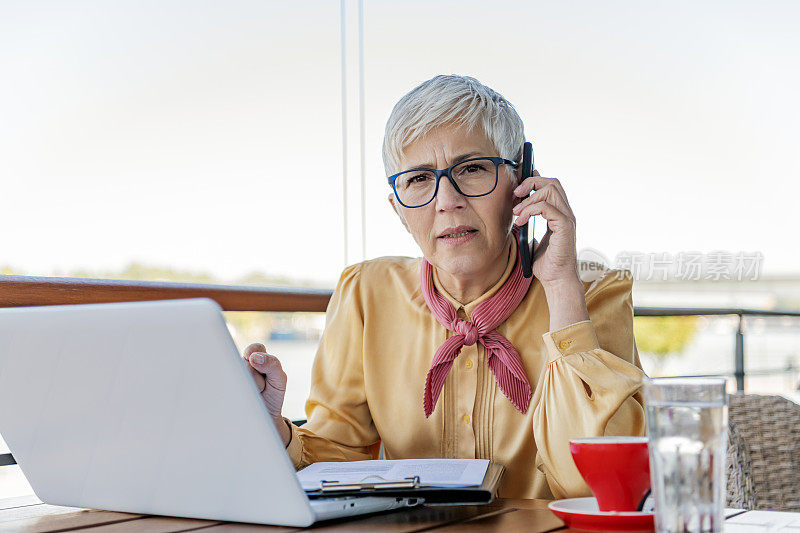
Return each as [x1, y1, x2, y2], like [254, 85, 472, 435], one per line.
[517, 141, 534, 278]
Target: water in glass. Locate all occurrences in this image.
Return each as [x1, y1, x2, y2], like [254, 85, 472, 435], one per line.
[645, 378, 728, 533]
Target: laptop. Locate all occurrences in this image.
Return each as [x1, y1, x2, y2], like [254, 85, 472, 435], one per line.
[0, 298, 422, 526]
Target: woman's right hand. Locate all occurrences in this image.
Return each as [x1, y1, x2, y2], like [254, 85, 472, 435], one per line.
[243, 343, 291, 446]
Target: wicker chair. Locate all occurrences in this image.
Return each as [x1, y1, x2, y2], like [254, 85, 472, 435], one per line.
[726, 393, 800, 511]
[726, 418, 755, 509]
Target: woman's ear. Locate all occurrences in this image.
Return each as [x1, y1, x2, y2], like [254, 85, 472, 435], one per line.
[512, 166, 524, 208]
[388, 193, 411, 234]
[512, 167, 540, 208]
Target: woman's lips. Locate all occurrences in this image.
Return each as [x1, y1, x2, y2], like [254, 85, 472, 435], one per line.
[438, 225, 477, 237]
[438, 228, 478, 245]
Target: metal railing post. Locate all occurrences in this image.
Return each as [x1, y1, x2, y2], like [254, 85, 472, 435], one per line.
[735, 314, 745, 391]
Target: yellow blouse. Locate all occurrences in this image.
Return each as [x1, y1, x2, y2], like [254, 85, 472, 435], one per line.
[285, 242, 646, 500]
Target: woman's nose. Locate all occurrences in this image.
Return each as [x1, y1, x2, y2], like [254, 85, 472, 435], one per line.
[435, 176, 466, 211]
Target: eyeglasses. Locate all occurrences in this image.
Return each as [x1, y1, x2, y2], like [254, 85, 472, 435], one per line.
[387, 156, 519, 208]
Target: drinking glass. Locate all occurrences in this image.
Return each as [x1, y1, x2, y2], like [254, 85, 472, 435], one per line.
[644, 377, 728, 533]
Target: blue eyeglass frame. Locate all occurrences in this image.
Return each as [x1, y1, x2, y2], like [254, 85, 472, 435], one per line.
[387, 156, 520, 208]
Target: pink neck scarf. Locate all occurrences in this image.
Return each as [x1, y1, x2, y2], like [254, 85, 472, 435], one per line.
[421, 239, 533, 417]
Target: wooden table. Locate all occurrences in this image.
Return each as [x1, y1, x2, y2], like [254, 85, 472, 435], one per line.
[0, 495, 762, 532]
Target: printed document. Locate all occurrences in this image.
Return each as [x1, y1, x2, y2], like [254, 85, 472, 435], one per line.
[297, 458, 490, 491]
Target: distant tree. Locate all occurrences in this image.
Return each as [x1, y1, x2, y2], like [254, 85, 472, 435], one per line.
[68, 262, 217, 284]
[634, 316, 700, 376]
[236, 270, 328, 289]
[1, 262, 325, 349]
[775, 295, 800, 311]
[80, 263, 294, 342]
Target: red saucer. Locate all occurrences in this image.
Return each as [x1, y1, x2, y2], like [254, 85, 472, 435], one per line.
[548, 497, 654, 532]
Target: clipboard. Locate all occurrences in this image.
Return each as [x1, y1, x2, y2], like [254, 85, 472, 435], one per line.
[304, 462, 505, 505]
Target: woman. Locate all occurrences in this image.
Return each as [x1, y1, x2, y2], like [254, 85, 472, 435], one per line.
[243, 75, 645, 500]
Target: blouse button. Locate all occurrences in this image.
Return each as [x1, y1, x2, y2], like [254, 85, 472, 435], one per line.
[465, 359, 473, 370]
[463, 414, 471, 425]
[558, 340, 571, 350]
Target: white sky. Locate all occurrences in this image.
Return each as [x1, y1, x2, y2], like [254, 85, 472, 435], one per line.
[1, 0, 798, 285]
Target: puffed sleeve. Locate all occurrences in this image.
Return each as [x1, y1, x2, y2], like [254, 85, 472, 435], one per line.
[285, 264, 378, 470]
[530, 268, 646, 499]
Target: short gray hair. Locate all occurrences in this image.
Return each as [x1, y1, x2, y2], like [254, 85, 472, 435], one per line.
[382, 74, 526, 180]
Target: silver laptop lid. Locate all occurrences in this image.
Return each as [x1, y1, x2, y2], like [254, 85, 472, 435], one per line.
[0, 298, 315, 527]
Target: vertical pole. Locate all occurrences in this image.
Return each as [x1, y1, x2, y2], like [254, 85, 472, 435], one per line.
[340, 0, 349, 266]
[357, 0, 366, 261]
[735, 314, 745, 391]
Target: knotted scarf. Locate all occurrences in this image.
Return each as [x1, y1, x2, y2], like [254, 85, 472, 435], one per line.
[421, 237, 533, 417]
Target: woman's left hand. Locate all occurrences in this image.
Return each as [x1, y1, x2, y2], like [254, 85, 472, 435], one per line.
[512, 170, 579, 286]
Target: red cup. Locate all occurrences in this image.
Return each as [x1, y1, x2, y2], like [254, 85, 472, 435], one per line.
[569, 436, 650, 512]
